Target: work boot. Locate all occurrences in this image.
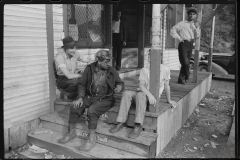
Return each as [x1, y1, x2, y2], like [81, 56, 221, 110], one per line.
[79, 130, 97, 151]
[58, 124, 76, 144]
[128, 124, 142, 139]
[109, 122, 124, 133]
[178, 79, 185, 85]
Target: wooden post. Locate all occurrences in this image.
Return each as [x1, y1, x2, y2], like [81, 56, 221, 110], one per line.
[137, 4, 145, 68]
[161, 9, 166, 64]
[109, 4, 113, 67]
[46, 4, 56, 112]
[192, 4, 203, 83]
[149, 4, 161, 113]
[63, 4, 69, 37]
[208, 4, 217, 72]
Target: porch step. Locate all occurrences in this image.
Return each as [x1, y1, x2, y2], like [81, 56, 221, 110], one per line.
[55, 98, 160, 130]
[39, 112, 157, 158]
[27, 127, 145, 158]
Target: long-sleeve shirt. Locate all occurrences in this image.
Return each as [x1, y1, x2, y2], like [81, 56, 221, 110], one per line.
[112, 20, 121, 33]
[170, 20, 200, 41]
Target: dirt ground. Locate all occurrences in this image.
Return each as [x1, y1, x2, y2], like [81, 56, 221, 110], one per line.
[157, 77, 235, 158]
[4, 77, 235, 159]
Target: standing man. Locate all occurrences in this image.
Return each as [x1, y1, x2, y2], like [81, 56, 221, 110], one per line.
[170, 8, 200, 84]
[54, 36, 83, 101]
[58, 50, 124, 151]
[112, 10, 127, 71]
[109, 49, 177, 139]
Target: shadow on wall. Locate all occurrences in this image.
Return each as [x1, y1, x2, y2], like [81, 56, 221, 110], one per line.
[121, 48, 138, 68]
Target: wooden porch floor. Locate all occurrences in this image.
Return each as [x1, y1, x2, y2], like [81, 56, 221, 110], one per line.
[113, 70, 212, 116]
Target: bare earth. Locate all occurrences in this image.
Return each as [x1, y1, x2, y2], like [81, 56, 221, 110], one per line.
[157, 77, 235, 158]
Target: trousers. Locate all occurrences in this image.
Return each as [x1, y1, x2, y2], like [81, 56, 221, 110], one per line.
[178, 40, 194, 81]
[68, 96, 115, 129]
[116, 91, 148, 125]
[56, 76, 80, 100]
[112, 33, 123, 70]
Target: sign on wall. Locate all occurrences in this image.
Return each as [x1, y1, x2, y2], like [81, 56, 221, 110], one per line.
[69, 24, 78, 41]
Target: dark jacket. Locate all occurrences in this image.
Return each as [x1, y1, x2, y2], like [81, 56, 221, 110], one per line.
[119, 20, 127, 42]
[77, 62, 124, 101]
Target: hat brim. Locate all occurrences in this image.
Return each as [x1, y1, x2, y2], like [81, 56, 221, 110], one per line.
[187, 9, 197, 14]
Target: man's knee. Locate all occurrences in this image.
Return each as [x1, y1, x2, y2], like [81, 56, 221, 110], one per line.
[122, 91, 134, 98]
[136, 92, 146, 100]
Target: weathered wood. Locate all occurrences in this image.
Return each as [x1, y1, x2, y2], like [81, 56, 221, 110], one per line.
[137, 4, 145, 68]
[201, 4, 226, 29]
[4, 129, 9, 152]
[156, 71, 212, 156]
[46, 4, 56, 112]
[193, 4, 203, 83]
[208, 4, 217, 72]
[63, 4, 68, 37]
[9, 118, 40, 149]
[28, 127, 144, 158]
[150, 4, 162, 113]
[40, 112, 157, 157]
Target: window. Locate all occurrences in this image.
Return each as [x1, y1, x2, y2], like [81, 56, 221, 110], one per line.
[67, 4, 110, 48]
[144, 4, 152, 47]
[166, 5, 175, 48]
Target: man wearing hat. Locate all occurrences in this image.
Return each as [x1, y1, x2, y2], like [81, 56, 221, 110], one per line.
[58, 50, 124, 151]
[170, 8, 200, 84]
[54, 36, 85, 101]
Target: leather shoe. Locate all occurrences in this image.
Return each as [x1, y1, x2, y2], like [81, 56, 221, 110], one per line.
[109, 123, 124, 133]
[128, 124, 142, 139]
[178, 79, 185, 85]
[79, 133, 96, 151]
[58, 128, 76, 144]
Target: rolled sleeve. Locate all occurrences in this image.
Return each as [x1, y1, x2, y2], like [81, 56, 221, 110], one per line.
[138, 68, 149, 86]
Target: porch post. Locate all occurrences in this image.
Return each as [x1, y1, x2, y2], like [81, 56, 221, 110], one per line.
[46, 4, 56, 112]
[192, 4, 203, 83]
[63, 4, 69, 37]
[149, 4, 162, 113]
[208, 4, 217, 72]
[137, 4, 145, 68]
[109, 4, 113, 67]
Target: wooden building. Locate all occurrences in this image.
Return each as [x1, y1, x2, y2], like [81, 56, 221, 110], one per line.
[4, 3, 216, 158]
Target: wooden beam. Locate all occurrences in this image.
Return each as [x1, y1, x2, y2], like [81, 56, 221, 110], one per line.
[46, 4, 56, 112]
[193, 4, 203, 83]
[109, 4, 113, 67]
[63, 4, 69, 37]
[201, 4, 226, 29]
[149, 4, 162, 113]
[160, 4, 168, 12]
[137, 4, 145, 68]
[208, 4, 217, 72]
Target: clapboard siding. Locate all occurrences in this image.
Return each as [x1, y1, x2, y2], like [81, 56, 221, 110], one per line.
[53, 4, 63, 56]
[4, 4, 50, 129]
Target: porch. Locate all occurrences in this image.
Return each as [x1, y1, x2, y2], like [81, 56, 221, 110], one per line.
[22, 70, 212, 158]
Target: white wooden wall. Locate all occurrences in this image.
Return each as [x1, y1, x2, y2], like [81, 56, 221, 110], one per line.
[4, 4, 50, 129]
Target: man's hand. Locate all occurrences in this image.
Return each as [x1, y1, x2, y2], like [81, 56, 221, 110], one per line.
[169, 100, 177, 109]
[72, 97, 83, 109]
[123, 41, 126, 46]
[179, 37, 184, 42]
[114, 85, 122, 93]
[147, 94, 156, 106]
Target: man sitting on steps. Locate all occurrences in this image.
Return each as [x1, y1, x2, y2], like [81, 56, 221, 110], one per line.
[55, 36, 86, 101]
[109, 49, 177, 139]
[58, 50, 124, 152]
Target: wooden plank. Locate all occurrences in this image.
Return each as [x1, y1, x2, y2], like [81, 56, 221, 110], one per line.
[4, 30, 47, 37]
[137, 4, 145, 68]
[6, 4, 46, 11]
[4, 55, 47, 63]
[4, 66, 48, 78]
[4, 70, 48, 79]
[4, 82, 49, 97]
[46, 4, 56, 112]
[4, 15, 46, 24]
[4, 59, 48, 69]
[28, 128, 144, 158]
[4, 100, 50, 119]
[4, 41, 47, 48]
[4, 129, 9, 152]
[192, 5, 203, 83]
[4, 8, 46, 19]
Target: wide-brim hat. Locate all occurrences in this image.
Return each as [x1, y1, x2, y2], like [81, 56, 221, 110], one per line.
[95, 50, 112, 61]
[61, 36, 76, 48]
[187, 8, 197, 15]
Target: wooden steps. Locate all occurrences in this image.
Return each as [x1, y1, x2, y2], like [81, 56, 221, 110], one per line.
[38, 112, 157, 157]
[27, 127, 145, 158]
